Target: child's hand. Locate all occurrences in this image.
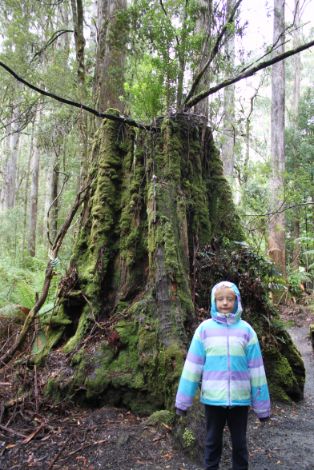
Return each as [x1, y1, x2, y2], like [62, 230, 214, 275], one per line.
[175, 408, 187, 416]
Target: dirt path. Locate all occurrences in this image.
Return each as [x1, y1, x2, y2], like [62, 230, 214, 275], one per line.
[1, 319, 313, 469]
[243, 325, 314, 470]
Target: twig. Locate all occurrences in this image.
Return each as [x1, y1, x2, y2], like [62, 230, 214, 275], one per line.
[22, 422, 46, 444]
[242, 202, 314, 218]
[47, 438, 69, 469]
[0, 423, 27, 438]
[63, 439, 109, 459]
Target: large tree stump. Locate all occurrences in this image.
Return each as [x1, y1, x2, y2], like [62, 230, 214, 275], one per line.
[42, 112, 304, 413]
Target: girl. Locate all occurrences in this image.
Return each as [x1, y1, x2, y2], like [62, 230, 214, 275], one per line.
[175, 281, 270, 470]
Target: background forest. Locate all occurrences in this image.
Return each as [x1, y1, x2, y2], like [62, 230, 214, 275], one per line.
[0, 0, 313, 325]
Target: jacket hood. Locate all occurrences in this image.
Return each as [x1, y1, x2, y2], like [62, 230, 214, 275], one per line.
[210, 281, 243, 324]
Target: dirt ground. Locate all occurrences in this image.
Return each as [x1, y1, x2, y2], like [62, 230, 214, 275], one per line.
[0, 304, 313, 470]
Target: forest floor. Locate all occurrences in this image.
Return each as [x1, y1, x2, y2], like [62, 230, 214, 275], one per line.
[0, 302, 313, 470]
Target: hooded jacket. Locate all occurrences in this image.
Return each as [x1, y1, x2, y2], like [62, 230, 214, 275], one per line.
[175, 281, 271, 419]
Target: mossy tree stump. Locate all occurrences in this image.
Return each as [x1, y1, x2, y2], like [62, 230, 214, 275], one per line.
[43, 112, 304, 413]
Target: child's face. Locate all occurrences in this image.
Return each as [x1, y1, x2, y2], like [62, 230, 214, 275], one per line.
[215, 287, 236, 314]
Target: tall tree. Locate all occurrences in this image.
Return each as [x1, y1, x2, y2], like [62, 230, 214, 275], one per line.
[0, 104, 21, 211]
[94, 0, 127, 113]
[221, 0, 236, 178]
[268, 0, 286, 274]
[193, 0, 212, 118]
[291, 0, 302, 269]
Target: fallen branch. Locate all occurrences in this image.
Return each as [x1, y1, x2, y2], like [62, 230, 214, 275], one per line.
[0, 183, 90, 367]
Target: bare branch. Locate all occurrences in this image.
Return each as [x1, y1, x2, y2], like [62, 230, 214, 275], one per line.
[243, 202, 314, 218]
[0, 61, 157, 131]
[184, 0, 243, 105]
[30, 29, 74, 63]
[184, 38, 314, 109]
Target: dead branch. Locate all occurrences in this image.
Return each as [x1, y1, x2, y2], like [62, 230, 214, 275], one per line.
[0, 183, 90, 368]
[0, 61, 157, 131]
[184, 38, 314, 109]
[242, 201, 314, 218]
[31, 30, 74, 63]
[184, 0, 243, 105]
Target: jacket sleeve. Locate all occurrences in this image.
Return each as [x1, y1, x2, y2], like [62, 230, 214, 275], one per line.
[175, 325, 205, 411]
[246, 328, 271, 419]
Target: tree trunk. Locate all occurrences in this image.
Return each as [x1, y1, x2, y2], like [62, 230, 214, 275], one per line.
[193, 0, 212, 119]
[0, 106, 21, 211]
[22, 119, 35, 254]
[28, 117, 40, 257]
[268, 0, 286, 275]
[71, 0, 89, 188]
[71, 0, 85, 87]
[291, 0, 301, 269]
[94, 0, 127, 113]
[41, 114, 304, 414]
[221, 0, 236, 179]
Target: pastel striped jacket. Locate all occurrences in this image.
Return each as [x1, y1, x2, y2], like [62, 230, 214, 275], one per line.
[175, 282, 271, 419]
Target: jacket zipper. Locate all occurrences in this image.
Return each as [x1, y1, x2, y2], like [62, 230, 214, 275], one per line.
[227, 322, 231, 406]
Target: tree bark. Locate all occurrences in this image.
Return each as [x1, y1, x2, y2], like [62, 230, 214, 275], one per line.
[268, 0, 286, 275]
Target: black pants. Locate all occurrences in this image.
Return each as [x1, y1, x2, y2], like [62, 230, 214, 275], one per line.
[204, 405, 249, 470]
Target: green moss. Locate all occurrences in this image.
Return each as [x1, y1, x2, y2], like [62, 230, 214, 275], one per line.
[265, 347, 302, 402]
[63, 305, 90, 353]
[45, 378, 63, 402]
[145, 409, 175, 426]
[206, 141, 244, 241]
[182, 427, 196, 448]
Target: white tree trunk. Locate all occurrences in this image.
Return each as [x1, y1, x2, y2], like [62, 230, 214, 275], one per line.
[268, 0, 286, 274]
[0, 106, 21, 211]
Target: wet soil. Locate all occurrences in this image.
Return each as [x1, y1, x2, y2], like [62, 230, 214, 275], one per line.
[0, 304, 313, 470]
